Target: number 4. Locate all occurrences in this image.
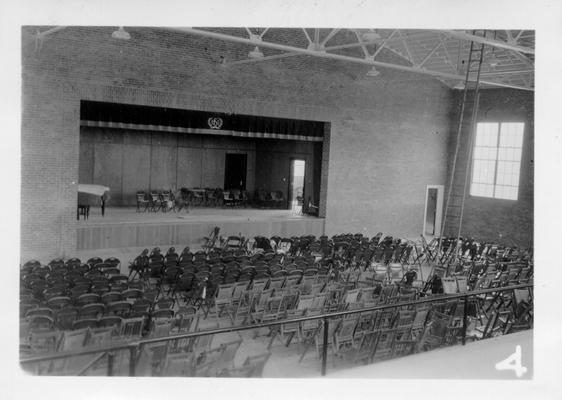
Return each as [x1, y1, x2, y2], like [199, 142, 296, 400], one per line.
[495, 345, 527, 377]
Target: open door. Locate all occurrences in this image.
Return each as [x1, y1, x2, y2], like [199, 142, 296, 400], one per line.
[289, 159, 305, 211]
[224, 154, 247, 190]
[423, 185, 444, 237]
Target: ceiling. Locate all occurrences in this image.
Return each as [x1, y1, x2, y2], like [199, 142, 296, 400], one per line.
[30, 27, 535, 91]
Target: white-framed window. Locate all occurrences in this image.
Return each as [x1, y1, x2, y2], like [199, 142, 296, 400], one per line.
[470, 122, 524, 200]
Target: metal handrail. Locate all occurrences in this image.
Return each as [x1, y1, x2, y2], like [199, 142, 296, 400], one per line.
[20, 282, 533, 375]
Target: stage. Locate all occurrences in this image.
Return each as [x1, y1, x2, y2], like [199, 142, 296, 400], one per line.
[76, 207, 325, 251]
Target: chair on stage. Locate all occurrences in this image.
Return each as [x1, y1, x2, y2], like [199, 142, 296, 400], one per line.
[222, 190, 234, 207]
[230, 189, 242, 207]
[190, 188, 206, 207]
[271, 190, 285, 209]
[292, 196, 304, 215]
[160, 190, 174, 212]
[149, 191, 164, 212]
[136, 191, 149, 212]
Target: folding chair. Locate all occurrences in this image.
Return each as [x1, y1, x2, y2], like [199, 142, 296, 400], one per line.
[314, 318, 341, 359]
[49, 328, 89, 374]
[136, 191, 149, 212]
[99, 315, 123, 329]
[372, 328, 396, 361]
[231, 290, 254, 326]
[190, 325, 218, 358]
[374, 309, 396, 330]
[213, 283, 235, 319]
[333, 315, 359, 360]
[441, 277, 458, 294]
[343, 288, 361, 308]
[149, 191, 164, 212]
[162, 352, 197, 376]
[119, 317, 145, 339]
[352, 330, 379, 364]
[410, 306, 430, 340]
[251, 278, 269, 292]
[213, 339, 243, 374]
[87, 326, 114, 347]
[218, 352, 272, 377]
[276, 309, 307, 347]
[418, 310, 451, 351]
[268, 276, 286, 291]
[388, 263, 404, 284]
[392, 338, 417, 358]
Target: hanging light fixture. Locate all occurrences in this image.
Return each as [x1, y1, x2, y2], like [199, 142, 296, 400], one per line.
[111, 26, 131, 40]
[364, 53, 380, 77]
[248, 46, 264, 59]
[366, 66, 380, 77]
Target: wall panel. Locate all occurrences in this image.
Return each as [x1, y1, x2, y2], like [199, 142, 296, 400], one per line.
[122, 144, 151, 205]
[93, 142, 123, 204]
[78, 141, 94, 183]
[176, 147, 203, 188]
[149, 144, 177, 190]
[202, 148, 226, 188]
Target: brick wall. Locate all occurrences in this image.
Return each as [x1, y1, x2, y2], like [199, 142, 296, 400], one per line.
[21, 27, 453, 260]
[444, 89, 534, 247]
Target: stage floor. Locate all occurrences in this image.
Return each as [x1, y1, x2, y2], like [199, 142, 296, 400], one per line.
[79, 206, 317, 226]
[76, 207, 325, 252]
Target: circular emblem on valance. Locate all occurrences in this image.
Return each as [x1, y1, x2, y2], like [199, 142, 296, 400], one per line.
[207, 117, 223, 130]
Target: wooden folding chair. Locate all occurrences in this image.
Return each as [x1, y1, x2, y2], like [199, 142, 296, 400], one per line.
[213, 339, 243, 373]
[333, 315, 359, 360]
[162, 352, 197, 376]
[372, 328, 396, 361]
[218, 352, 272, 378]
[352, 330, 379, 364]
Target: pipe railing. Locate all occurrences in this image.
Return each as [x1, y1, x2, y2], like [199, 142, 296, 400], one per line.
[21, 282, 533, 376]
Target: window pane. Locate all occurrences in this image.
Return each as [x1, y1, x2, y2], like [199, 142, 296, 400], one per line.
[499, 122, 524, 148]
[495, 185, 518, 200]
[495, 185, 505, 199]
[473, 160, 496, 184]
[470, 182, 481, 196]
[475, 123, 499, 147]
[507, 186, 518, 200]
[497, 161, 521, 187]
[471, 182, 495, 198]
[474, 146, 497, 160]
[497, 147, 520, 161]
